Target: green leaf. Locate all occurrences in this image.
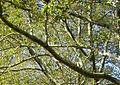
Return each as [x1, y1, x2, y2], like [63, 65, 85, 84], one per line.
[41, 4, 48, 14]
[55, 4, 58, 7]
[118, 19, 120, 21]
[65, 5, 69, 9]
[2, 13, 9, 18]
[55, 4, 64, 9]
[43, 4, 48, 9]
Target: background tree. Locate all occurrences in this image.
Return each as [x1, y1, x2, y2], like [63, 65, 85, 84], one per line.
[0, 0, 120, 85]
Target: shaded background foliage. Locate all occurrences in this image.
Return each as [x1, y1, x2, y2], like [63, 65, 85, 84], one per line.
[0, 0, 120, 85]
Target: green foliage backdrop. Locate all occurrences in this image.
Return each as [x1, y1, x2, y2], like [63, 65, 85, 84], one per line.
[0, 0, 120, 85]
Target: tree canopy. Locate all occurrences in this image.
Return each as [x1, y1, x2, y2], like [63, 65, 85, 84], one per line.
[0, 0, 120, 85]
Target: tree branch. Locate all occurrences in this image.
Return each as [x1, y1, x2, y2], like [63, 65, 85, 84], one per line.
[4, 0, 31, 11]
[62, 18, 88, 56]
[68, 11, 120, 36]
[0, 7, 120, 85]
[0, 54, 49, 69]
[0, 68, 41, 74]
[28, 47, 59, 85]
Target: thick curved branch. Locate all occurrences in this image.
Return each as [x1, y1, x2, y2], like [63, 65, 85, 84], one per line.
[28, 47, 59, 85]
[0, 16, 120, 85]
[0, 6, 120, 85]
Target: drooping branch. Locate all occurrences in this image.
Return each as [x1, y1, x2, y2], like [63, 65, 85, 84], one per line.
[0, 4, 120, 85]
[0, 14, 120, 85]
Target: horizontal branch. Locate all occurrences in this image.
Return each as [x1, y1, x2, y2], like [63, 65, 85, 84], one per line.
[0, 68, 41, 74]
[99, 52, 120, 61]
[0, 3, 119, 84]
[68, 11, 120, 36]
[0, 14, 119, 85]
[0, 33, 18, 42]
[0, 54, 50, 69]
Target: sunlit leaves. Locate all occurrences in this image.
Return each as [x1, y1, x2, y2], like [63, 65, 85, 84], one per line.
[2, 13, 9, 18]
[0, 0, 120, 84]
[118, 19, 120, 22]
[41, 4, 47, 14]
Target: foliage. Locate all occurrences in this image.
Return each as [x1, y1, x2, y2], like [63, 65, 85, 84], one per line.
[0, 0, 120, 85]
